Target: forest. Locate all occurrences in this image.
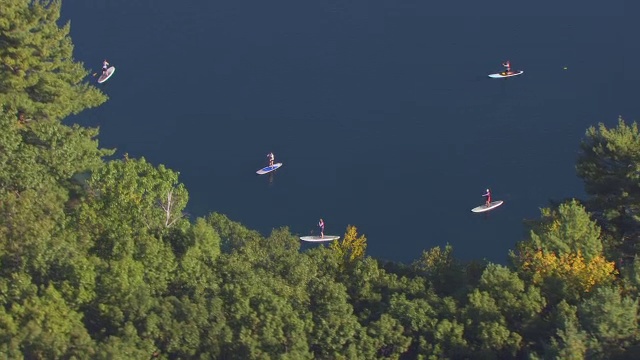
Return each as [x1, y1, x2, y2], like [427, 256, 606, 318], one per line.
[1, 1, 639, 359]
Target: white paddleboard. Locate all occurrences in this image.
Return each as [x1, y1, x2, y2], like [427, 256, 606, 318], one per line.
[98, 66, 116, 84]
[471, 200, 504, 213]
[256, 163, 282, 175]
[300, 236, 340, 242]
[488, 70, 523, 78]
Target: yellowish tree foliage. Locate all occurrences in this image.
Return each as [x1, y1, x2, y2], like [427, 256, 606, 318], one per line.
[330, 225, 367, 265]
[520, 250, 617, 295]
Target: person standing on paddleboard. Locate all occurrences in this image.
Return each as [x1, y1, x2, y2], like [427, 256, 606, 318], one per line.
[102, 59, 110, 75]
[502, 60, 511, 75]
[318, 218, 325, 239]
[483, 189, 491, 207]
[267, 152, 275, 167]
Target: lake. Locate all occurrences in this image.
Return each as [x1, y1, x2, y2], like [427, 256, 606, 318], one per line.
[61, 0, 633, 263]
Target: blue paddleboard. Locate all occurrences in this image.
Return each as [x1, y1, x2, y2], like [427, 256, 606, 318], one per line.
[256, 163, 283, 175]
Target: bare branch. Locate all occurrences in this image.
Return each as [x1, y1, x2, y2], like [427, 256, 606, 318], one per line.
[159, 187, 183, 228]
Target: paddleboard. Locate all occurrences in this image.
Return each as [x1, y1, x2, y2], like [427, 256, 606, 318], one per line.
[488, 70, 523, 78]
[256, 163, 282, 175]
[471, 200, 504, 213]
[98, 66, 116, 84]
[300, 236, 340, 242]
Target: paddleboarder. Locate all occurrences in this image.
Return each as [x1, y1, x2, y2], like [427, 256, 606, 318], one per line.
[318, 218, 325, 239]
[267, 152, 275, 167]
[102, 59, 110, 75]
[502, 60, 511, 74]
[483, 189, 491, 207]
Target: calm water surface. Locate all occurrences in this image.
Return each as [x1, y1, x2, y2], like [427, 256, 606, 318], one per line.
[62, 0, 634, 263]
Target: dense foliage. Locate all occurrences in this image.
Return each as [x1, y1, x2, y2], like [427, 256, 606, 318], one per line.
[0, 0, 106, 122]
[1, 2, 639, 359]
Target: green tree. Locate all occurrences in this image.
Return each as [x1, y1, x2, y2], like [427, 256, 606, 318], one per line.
[338, 257, 387, 321]
[306, 276, 362, 359]
[620, 256, 640, 297]
[462, 265, 546, 358]
[0, 0, 106, 121]
[171, 218, 221, 297]
[0, 187, 65, 275]
[463, 289, 522, 359]
[0, 108, 110, 204]
[142, 296, 208, 358]
[519, 200, 603, 261]
[93, 322, 156, 359]
[431, 318, 468, 359]
[0, 273, 96, 358]
[362, 314, 412, 359]
[0, 185, 99, 309]
[79, 157, 189, 251]
[214, 253, 311, 359]
[476, 264, 546, 333]
[543, 301, 590, 360]
[577, 286, 638, 356]
[412, 244, 467, 297]
[0, 111, 107, 305]
[22, 119, 110, 185]
[387, 292, 468, 358]
[74, 158, 188, 339]
[207, 212, 263, 252]
[576, 117, 640, 258]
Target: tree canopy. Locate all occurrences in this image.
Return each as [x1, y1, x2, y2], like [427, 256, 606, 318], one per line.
[1, 1, 640, 358]
[577, 117, 640, 260]
[0, 0, 106, 121]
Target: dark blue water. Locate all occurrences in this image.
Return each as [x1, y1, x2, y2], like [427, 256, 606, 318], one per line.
[62, 0, 634, 263]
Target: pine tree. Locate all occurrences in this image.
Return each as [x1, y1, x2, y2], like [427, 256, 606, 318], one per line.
[576, 117, 640, 258]
[0, 0, 106, 121]
[525, 200, 603, 261]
